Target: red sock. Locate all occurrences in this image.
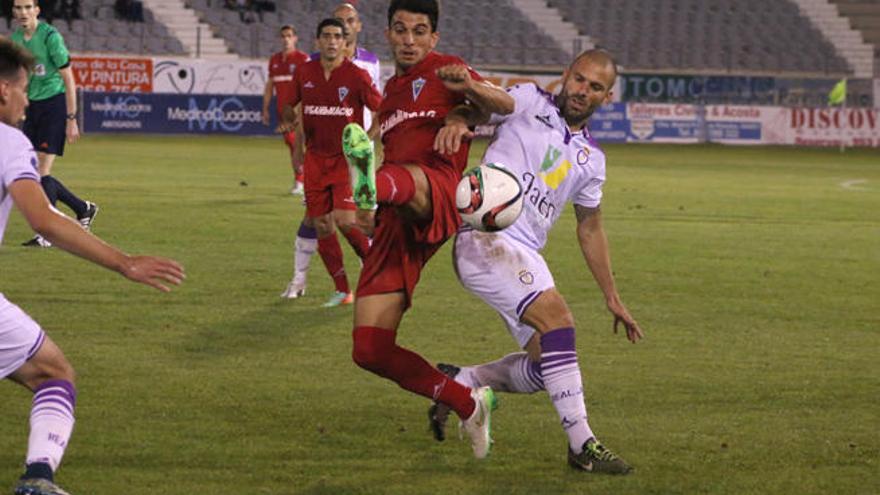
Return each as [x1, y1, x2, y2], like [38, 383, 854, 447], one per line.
[341, 227, 370, 259]
[317, 233, 348, 293]
[377, 165, 416, 206]
[295, 171, 304, 184]
[351, 326, 476, 419]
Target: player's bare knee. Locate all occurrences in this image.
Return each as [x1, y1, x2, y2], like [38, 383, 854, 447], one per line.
[313, 216, 334, 237]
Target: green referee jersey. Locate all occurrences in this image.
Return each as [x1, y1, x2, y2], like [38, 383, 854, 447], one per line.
[11, 22, 70, 101]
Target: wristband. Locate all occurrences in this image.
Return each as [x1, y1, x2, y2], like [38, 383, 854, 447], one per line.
[66, 113, 77, 120]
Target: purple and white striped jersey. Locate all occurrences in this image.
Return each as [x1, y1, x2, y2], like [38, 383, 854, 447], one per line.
[483, 83, 606, 252]
[0, 122, 40, 244]
[351, 47, 381, 130]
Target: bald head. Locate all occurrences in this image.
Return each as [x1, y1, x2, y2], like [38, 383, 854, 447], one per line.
[334, 2, 362, 47]
[572, 49, 618, 84]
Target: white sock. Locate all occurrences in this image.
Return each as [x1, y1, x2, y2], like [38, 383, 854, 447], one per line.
[459, 352, 544, 393]
[26, 380, 76, 471]
[294, 235, 317, 283]
[541, 328, 594, 453]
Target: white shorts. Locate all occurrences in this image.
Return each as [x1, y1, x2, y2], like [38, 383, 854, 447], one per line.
[453, 229, 555, 349]
[0, 293, 46, 379]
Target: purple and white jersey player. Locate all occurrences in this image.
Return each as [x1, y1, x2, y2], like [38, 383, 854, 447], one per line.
[0, 122, 45, 378]
[454, 82, 606, 348]
[350, 46, 381, 131]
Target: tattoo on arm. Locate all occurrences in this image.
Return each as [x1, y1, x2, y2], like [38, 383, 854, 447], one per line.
[574, 204, 600, 224]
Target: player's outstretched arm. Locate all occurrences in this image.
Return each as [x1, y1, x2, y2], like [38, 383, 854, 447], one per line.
[574, 203, 644, 343]
[436, 64, 514, 116]
[9, 179, 185, 292]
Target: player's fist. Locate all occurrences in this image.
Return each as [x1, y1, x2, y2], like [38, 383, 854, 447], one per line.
[437, 65, 473, 92]
[276, 103, 298, 133]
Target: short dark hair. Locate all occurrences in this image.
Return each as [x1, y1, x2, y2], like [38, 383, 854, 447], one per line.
[316, 18, 347, 38]
[0, 37, 35, 81]
[388, 0, 439, 32]
[280, 24, 296, 35]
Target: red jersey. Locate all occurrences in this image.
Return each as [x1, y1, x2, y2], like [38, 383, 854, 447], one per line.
[290, 58, 382, 157]
[268, 49, 309, 110]
[378, 51, 482, 177]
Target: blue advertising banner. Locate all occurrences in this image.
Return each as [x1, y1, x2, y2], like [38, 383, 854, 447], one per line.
[83, 92, 277, 135]
[587, 102, 628, 143]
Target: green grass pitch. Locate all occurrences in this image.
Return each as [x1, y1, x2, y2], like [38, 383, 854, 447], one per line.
[1, 135, 878, 494]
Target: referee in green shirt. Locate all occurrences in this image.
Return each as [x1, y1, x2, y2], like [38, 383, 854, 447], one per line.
[11, 0, 97, 248]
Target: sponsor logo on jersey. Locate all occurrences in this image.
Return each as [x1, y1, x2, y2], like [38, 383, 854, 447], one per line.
[412, 77, 426, 101]
[538, 144, 572, 190]
[338, 86, 349, 102]
[34, 64, 46, 77]
[304, 81, 315, 89]
[303, 104, 354, 117]
[380, 109, 437, 136]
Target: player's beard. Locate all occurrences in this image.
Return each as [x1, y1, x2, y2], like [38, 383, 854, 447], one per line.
[556, 90, 593, 128]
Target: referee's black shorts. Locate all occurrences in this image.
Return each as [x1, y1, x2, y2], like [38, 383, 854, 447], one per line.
[23, 93, 68, 157]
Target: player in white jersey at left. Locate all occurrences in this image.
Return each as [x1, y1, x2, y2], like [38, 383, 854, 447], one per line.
[0, 38, 184, 495]
[428, 49, 644, 474]
[282, 2, 382, 301]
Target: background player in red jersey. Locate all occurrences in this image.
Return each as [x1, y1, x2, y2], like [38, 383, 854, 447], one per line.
[341, 0, 515, 459]
[262, 24, 309, 196]
[282, 18, 380, 307]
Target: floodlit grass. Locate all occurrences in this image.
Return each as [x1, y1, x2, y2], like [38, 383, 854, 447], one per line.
[1, 136, 878, 494]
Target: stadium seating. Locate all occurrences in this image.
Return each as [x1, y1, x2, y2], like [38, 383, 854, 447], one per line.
[829, 0, 880, 75]
[0, 0, 186, 55]
[549, 0, 851, 74]
[184, 0, 570, 65]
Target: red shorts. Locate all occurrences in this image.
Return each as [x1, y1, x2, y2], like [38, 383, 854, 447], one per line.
[356, 163, 462, 309]
[304, 152, 355, 218]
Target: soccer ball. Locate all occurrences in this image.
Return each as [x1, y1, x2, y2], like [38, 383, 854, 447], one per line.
[456, 163, 524, 232]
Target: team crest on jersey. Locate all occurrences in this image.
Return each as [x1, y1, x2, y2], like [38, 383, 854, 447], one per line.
[518, 270, 534, 285]
[338, 86, 349, 102]
[412, 77, 426, 101]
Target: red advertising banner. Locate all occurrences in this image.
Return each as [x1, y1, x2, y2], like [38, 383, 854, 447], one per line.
[72, 57, 153, 92]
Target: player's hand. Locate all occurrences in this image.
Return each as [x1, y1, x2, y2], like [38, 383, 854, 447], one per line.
[437, 64, 474, 93]
[607, 297, 643, 343]
[434, 119, 473, 155]
[261, 109, 270, 126]
[66, 119, 80, 144]
[121, 256, 185, 292]
[276, 104, 298, 133]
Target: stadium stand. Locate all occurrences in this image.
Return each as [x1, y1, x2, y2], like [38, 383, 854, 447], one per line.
[828, 0, 880, 75]
[0, 0, 186, 54]
[184, 0, 570, 65]
[550, 0, 852, 75]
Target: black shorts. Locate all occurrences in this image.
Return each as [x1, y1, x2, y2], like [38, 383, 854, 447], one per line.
[23, 93, 67, 157]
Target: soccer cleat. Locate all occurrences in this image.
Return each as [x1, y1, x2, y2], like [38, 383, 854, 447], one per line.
[280, 279, 306, 299]
[428, 363, 462, 441]
[321, 291, 353, 307]
[341, 123, 377, 210]
[14, 478, 71, 495]
[568, 438, 633, 475]
[460, 386, 498, 459]
[21, 235, 52, 248]
[77, 201, 99, 231]
[290, 181, 304, 196]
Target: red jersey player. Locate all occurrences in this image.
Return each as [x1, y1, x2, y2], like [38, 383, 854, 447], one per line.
[341, 0, 515, 459]
[262, 24, 309, 195]
[284, 18, 380, 307]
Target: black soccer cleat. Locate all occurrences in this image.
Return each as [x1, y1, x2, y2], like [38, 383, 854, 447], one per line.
[568, 438, 633, 475]
[21, 235, 51, 248]
[14, 478, 71, 495]
[77, 201, 99, 231]
[427, 363, 461, 442]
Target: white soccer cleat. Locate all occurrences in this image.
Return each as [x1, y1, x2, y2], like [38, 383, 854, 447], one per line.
[290, 181, 304, 196]
[460, 386, 498, 459]
[280, 279, 306, 299]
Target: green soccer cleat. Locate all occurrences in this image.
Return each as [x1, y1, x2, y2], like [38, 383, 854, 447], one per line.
[567, 438, 633, 475]
[460, 386, 498, 459]
[322, 291, 353, 308]
[342, 123, 377, 210]
[14, 478, 71, 495]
